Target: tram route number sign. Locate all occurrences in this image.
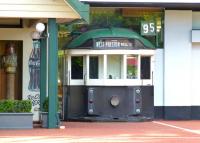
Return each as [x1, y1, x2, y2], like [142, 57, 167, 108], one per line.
[141, 21, 156, 36]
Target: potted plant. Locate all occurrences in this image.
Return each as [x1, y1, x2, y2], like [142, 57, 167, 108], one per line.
[0, 100, 33, 129]
[40, 97, 60, 128]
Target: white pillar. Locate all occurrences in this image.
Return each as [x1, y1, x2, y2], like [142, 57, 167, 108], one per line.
[164, 10, 192, 106]
[123, 54, 127, 79]
[103, 54, 107, 79]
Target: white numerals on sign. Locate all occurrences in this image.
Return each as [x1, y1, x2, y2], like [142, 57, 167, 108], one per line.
[149, 23, 155, 33]
[143, 24, 149, 34]
[141, 21, 156, 36]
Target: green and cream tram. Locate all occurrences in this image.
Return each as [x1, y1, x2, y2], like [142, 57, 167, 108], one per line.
[63, 27, 155, 121]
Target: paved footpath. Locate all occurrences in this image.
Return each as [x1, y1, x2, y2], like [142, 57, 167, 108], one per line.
[1, 121, 200, 143]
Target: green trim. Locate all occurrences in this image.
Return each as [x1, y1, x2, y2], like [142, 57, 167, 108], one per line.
[67, 0, 89, 23]
[66, 28, 155, 49]
[48, 18, 58, 128]
[40, 38, 47, 112]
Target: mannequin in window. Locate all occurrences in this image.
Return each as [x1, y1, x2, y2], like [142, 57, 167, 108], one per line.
[3, 42, 17, 99]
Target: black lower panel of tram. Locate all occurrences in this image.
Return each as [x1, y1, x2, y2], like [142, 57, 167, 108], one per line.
[63, 86, 154, 121]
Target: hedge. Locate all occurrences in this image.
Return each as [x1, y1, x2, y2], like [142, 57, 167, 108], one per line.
[0, 100, 32, 113]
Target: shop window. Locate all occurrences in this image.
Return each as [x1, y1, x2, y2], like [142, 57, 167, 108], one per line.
[141, 56, 151, 79]
[89, 56, 99, 79]
[0, 40, 22, 100]
[127, 55, 138, 79]
[71, 56, 83, 79]
[107, 55, 122, 79]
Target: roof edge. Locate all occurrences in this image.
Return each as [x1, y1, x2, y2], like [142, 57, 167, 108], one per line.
[66, 0, 90, 23]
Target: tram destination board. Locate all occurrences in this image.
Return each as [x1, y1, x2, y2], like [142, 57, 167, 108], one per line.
[94, 38, 133, 49]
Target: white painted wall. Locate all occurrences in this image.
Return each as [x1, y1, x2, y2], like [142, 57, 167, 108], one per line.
[0, 23, 39, 121]
[154, 49, 164, 106]
[191, 44, 200, 105]
[191, 12, 200, 106]
[164, 10, 192, 106]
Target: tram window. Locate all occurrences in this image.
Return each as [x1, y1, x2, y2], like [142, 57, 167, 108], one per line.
[107, 55, 122, 79]
[127, 55, 138, 79]
[71, 56, 83, 79]
[141, 56, 151, 79]
[89, 56, 99, 79]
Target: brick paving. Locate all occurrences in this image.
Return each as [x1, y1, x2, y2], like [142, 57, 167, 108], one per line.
[0, 121, 200, 143]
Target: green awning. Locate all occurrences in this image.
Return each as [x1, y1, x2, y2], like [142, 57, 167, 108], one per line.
[67, 0, 89, 23]
[66, 28, 155, 49]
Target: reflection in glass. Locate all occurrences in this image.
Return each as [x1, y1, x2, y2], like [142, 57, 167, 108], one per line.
[71, 56, 83, 79]
[89, 56, 98, 79]
[141, 56, 151, 79]
[127, 55, 138, 79]
[107, 55, 122, 79]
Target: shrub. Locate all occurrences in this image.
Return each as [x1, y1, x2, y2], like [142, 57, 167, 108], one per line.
[0, 100, 32, 113]
[42, 97, 59, 112]
[0, 100, 14, 112]
[43, 97, 48, 112]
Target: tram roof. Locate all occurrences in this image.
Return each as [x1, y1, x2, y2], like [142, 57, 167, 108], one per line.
[65, 27, 155, 49]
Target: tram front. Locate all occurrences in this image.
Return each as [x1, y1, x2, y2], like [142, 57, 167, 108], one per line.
[63, 28, 155, 121]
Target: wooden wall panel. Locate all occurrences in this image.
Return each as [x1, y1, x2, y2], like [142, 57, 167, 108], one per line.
[0, 0, 80, 19]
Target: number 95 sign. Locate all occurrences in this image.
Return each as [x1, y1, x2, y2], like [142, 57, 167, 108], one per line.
[141, 21, 156, 36]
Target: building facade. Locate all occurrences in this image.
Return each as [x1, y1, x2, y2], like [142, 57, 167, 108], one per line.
[78, 0, 200, 120]
[0, 0, 88, 128]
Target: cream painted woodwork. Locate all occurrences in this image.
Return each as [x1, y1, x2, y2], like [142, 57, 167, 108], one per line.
[0, 0, 80, 22]
[65, 49, 154, 86]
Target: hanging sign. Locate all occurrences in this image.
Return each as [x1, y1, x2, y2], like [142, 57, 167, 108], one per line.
[94, 38, 133, 49]
[141, 21, 156, 36]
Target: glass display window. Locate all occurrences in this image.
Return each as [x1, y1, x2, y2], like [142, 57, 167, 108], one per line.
[141, 56, 151, 79]
[107, 55, 122, 79]
[89, 56, 99, 79]
[127, 55, 138, 79]
[67, 51, 154, 86]
[71, 56, 83, 79]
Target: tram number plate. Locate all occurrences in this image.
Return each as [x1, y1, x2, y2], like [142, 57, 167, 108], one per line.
[141, 21, 156, 36]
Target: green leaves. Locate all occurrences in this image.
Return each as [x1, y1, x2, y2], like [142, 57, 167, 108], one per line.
[0, 100, 32, 113]
[42, 97, 59, 112]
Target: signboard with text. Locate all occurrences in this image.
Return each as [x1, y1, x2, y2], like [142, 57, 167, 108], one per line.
[141, 21, 156, 36]
[94, 38, 133, 49]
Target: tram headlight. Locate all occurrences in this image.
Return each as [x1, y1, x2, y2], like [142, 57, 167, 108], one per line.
[110, 96, 120, 107]
[88, 109, 93, 114]
[136, 109, 141, 113]
[136, 89, 141, 94]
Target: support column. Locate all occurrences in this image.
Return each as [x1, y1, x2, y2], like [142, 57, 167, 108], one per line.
[40, 38, 47, 112]
[47, 18, 58, 128]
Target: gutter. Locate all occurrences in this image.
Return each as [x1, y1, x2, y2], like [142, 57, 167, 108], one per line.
[65, 0, 90, 23]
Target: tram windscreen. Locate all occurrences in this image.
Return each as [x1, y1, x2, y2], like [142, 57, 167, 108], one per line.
[140, 56, 151, 79]
[107, 55, 122, 79]
[127, 55, 138, 79]
[89, 56, 99, 79]
[71, 56, 83, 79]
